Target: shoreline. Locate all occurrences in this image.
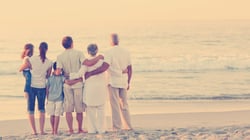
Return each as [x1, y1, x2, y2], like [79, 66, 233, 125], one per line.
[1, 110, 250, 139]
[1, 99, 250, 121]
[2, 98, 250, 139]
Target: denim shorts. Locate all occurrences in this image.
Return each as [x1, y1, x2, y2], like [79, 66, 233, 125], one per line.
[22, 70, 31, 93]
[28, 87, 46, 114]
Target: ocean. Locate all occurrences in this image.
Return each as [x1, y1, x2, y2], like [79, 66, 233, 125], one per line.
[1, 20, 250, 120]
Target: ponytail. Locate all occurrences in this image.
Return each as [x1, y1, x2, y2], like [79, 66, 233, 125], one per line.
[39, 42, 48, 63]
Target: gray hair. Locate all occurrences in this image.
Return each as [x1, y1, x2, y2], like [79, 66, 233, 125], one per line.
[87, 44, 98, 56]
[111, 33, 119, 45]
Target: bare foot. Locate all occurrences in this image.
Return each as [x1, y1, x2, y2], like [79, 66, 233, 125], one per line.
[122, 68, 128, 74]
[78, 129, 88, 133]
[40, 132, 47, 135]
[125, 128, 134, 131]
[32, 132, 38, 135]
[68, 130, 74, 135]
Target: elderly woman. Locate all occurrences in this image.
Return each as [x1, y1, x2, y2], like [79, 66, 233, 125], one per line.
[66, 44, 108, 134]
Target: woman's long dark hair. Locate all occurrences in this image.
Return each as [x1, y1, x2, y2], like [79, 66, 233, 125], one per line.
[39, 42, 48, 63]
[21, 43, 34, 59]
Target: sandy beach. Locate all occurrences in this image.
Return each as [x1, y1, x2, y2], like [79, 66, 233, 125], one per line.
[1, 109, 250, 140]
[2, 0, 250, 139]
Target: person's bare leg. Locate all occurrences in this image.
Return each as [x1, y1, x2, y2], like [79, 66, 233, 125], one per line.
[77, 112, 86, 133]
[40, 112, 46, 135]
[54, 116, 60, 135]
[50, 115, 55, 134]
[66, 112, 74, 134]
[28, 114, 37, 135]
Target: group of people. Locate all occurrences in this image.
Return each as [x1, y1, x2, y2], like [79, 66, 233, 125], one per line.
[19, 34, 133, 135]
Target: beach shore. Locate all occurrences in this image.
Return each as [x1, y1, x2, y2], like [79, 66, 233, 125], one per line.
[1, 110, 250, 139]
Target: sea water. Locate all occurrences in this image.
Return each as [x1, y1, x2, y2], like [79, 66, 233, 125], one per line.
[1, 20, 250, 120]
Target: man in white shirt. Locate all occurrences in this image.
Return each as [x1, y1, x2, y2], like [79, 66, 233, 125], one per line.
[56, 36, 102, 134]
[84, 34, 133, 131]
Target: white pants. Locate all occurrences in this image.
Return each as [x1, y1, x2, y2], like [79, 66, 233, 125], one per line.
[109, 86, 132, 130]
[86, 104, 105, 133]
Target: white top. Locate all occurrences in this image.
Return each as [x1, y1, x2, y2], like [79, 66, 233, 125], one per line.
[104, 45, 132, 88]
[57, 48, 85, 88]
[30, 56, 52, 88]
[23, 56, 30, 71]
[70, 58, 108, 106]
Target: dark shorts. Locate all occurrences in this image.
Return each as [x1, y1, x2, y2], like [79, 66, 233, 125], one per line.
[22, 70, 31, 93]
[28, 87, 46, 114]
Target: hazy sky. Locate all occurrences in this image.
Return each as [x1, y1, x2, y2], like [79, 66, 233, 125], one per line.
[1, 0, 250, 37]
[1, 0, 250, 24]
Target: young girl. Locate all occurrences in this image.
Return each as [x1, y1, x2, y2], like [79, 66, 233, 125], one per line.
[19, 43, 34, 98]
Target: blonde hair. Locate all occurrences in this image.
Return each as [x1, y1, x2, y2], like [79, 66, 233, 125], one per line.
[21, 43, 34, 59]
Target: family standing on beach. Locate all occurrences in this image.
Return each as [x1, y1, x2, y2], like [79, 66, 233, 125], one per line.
[19, 34, 133, 135]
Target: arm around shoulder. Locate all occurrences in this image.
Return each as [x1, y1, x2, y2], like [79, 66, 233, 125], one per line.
[85, 62, 109, 80]
[83, 54, 104, 66]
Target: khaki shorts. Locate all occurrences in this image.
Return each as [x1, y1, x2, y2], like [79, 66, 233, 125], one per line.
[46, 101, 64, 116]
[63, 87, 85, 113]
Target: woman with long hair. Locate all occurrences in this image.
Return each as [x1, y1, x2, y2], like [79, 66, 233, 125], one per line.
[25, 42, 53, 135]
